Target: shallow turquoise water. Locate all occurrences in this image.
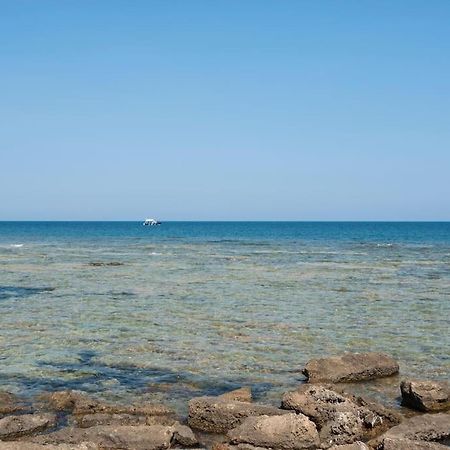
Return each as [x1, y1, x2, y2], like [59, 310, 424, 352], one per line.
[0, 222, 449, 411]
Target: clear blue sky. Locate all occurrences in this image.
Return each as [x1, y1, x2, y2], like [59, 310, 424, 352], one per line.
[1, 1, 449, 220]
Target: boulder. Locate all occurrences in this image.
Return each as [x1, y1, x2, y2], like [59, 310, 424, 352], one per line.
[0, 413, 56, 440]
[38, 390, 173, 416]
[188, 396, 289, 433]
[302, 352, 399, 383]
[172, 423, 199, 447]
[228, 413, 320, 450]
[70, 413, 147, 428]
[370, 413, 450, 448]
[281, 384, 401, 446]
[219, 387, 252, 403]
[29, 424, 175, 450]
[400, 380, 450, 412]
[381, 437, 450, 449]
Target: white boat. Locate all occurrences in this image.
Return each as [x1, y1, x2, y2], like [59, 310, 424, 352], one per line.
[143, 218, 161, 226]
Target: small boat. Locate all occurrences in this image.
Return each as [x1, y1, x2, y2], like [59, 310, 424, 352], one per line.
[143, 218, 161, 226]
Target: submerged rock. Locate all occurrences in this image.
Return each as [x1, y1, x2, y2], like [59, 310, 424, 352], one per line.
[227, 413, 320, 450]
[0, 392, 26, 417]
[0, 413, 56, 440]
[400, 380, 450, 412]
[302, 352, 399, 383]
[188, 396, 288, 433]
[370, 413, 450, 448]
[38, 390, 173, 416]
[281, 384, 401, 447]
[219, 387, 252, 403]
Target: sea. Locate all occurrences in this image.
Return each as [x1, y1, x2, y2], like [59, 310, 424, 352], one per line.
[0, 221, 449, 413]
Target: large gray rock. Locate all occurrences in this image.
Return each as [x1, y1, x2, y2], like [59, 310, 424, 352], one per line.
[302, 352, 399, 383]
[381, 437, 450, 449]
[0, 444, 97, 450]
[0, 413, 56, 440]
[370, 413, 450, 448]
[281, 384, 401, 447]
[188, 396, 289, 433]
[29, 424, 175, 450]
[38, 390, 172, 416]
[400, 380, 450, 412]
[228, 413, 320, 450]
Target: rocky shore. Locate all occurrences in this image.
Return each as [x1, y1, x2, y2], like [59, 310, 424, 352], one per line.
[0, 352, 448, 449]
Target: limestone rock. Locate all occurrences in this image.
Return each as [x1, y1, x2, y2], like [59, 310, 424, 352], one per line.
[0, 392, 26, 417]
[188, 396, 288, 433]
[70, 413, 147, 428]
[302, 352, 399, 383]
[228, 413, 320, 450]
[172, 423, 198, 447]
[328, 443, 370, 450]
[0, 413, 56, 440]
[281, 384, 400, 446]
[370, 413, 450, 448]
[0, 443, 98, 449]
[381, 437, 450, 449]
[400, 380, 450, 412]
[219, 387, 252, 403]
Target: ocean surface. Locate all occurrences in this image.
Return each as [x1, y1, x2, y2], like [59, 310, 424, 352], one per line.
[0, 221, 449, 413]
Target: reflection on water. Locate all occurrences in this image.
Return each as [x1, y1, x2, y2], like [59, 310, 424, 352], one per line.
[0, 222, 449, 413]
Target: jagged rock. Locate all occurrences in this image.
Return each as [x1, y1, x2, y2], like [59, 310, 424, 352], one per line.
[0, 392, 26, 417]
[172, 423, 198, 446]
[328, 443, 370, 450]
[38, 390, 173, 416]
[219, 387, 252, 403]
[281, 384, 401, 446]
[400, 380, 450, 412]
[228, 413, 320, 450]
[0, 413, 56, 440]
[29, 424, 174, 450]
[0, 443, 98, 449]
[302, 352, 399, 383]
[370, 413, 450, 448]
[381, 437, 450, 449]
[188, 396, 288, 433]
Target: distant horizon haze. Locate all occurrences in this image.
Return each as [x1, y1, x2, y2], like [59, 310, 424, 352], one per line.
[1, 1, 449, 221]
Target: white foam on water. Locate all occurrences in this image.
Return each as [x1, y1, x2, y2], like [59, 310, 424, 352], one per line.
[10, 244, 24, 248]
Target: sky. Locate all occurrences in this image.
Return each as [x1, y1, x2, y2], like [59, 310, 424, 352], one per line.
[1, 1, 449, 221]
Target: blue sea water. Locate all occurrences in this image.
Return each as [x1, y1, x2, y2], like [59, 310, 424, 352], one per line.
[0, 221, 449, 411]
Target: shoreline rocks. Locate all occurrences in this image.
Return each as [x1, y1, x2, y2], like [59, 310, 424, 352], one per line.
[400, 379, 450, 412]
[0, 413, 57, 440]
[302, 352, 399, 383]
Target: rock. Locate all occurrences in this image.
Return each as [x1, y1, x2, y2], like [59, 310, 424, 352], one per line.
[0, 392, 26, 417]
[228, 413, 320, 450]
[0, 444, 98, 449]
[219, 387, 252, 403]
[38, 390, 173, 416]
[30, 424, 174, 450]
[400, 380, 450, 412]
[188, 396, 289, 433]
[328, 443, 370, 450]
[381, 437, 450, 449]
[0, 413, 56, 440]
[302, 352, 399, 383]
[70, 413, 147, 428]
[370, 413, 450, 448]
[172, 423, 198, 447]
[281, 384, 401, 446]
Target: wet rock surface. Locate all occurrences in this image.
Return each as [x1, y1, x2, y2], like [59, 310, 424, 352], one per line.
[400, 380, 450, 412]
[0, 413, 57, 440]
[302, 353, 399, 383]
[0, 392, 26, 417]
[227, 413, 320, 450]
[281, 384, 400, 446]
[188, 396, 288, 433]
[218, 388, 252, 403]
[370, 413, 450, 447]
